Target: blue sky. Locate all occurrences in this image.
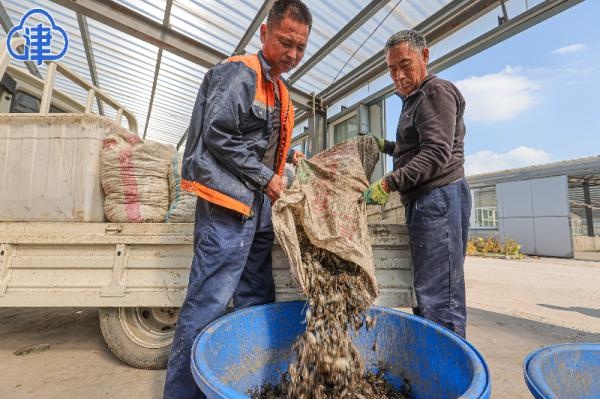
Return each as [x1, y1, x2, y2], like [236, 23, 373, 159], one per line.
[385, 0, 600, 176]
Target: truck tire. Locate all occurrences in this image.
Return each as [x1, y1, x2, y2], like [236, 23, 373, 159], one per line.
[99, 307, 179, 369]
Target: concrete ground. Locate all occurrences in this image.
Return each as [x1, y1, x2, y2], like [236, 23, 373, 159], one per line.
[575, 250, 600, 262]
[465, 256, 600, 398]
[0, 256, 599, 398]
[466, 256, 600, 333]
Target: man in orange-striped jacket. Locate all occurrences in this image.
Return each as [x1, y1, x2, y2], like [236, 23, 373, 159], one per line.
[163, 1, 311, 398]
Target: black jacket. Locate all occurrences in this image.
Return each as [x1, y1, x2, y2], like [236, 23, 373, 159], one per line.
[383, 75, 466, 202]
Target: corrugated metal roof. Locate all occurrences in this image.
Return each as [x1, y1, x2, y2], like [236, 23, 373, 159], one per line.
[84, 16, 158, 131]
[144, 50, 206, 143]
[171, 0, 260, 55]
[1, 0, 158, 134]
[0, 0, 572, 146]
[467, 155, 600, 189]
[289, 0, 451, 94]
[113, 0, 165, 24]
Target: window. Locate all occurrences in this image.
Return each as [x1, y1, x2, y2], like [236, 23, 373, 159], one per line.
[10, 90, 66, 114]
[11, 91, 40, 113]
[475, 207, 498, 228]
[332, 114, 358, 144]
[472, 187, 498, 228]
[50, 104, 66, 113]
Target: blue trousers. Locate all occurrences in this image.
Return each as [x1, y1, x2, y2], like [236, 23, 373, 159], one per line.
[405, 179, 471, 338]
[163, 193, 275, 399]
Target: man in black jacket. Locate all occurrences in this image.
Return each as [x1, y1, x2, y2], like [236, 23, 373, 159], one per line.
[364, 30, 471, 338]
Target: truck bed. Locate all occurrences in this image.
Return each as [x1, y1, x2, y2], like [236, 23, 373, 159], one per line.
[0, 222, 415, 308]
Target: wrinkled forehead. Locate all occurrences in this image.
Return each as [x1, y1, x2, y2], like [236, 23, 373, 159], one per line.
[270, 17, 309, 41]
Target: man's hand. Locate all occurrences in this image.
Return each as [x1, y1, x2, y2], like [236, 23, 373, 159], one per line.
[265, 173, 284, 203]
[363, 178, 390, 205]
[371, 135, 385, 152]
[292, 150, 305, 166]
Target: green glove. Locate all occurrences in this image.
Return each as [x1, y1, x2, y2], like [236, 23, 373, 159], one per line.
[372, 135, 385, 152]
[363, 178, 389, 205]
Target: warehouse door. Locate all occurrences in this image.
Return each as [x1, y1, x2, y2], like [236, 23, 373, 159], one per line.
[497, 175, 573, 257]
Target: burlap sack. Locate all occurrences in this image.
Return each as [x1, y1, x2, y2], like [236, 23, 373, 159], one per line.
[272, 136, 380, 300]
[165, 152, 197, 223]
[101, 131, 174, 223]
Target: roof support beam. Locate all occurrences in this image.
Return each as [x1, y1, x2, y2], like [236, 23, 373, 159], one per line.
[294, 109, 308, 127]
[143, 0, 173, 139]
[177, 128, 188, 151]
[318, 0, 502, 107]
[143, 49, 163, 139]
[0, 0, 42, 78]
[48, 0, 312, 110]
[288, 0, 392, 84]
[233, 0, 275, 56]
[428, 0, 583, 73]
[322, 0, 583, 124]
[49, 0, 224, 67]
[76, 14, 104, 115]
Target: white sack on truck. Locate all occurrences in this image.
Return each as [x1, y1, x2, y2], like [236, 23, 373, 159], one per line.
[101, 132, 174, 223]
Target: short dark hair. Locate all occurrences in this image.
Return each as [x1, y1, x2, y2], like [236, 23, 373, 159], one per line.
[267, 0, 312, 29]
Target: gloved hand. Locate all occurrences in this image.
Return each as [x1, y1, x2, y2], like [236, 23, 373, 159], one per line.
[363, 178, 390, 205]
[371, 135, 385, 152]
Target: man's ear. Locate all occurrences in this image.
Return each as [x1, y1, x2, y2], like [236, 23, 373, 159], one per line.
[422, 47, 430, 64]
[259, 23, 267, 44]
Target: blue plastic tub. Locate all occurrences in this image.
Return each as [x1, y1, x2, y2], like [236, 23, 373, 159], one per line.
[191, 301, 490, 399]
[524, 343, 600, 399]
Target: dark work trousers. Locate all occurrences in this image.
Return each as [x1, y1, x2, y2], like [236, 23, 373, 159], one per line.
[163, 193, 276, 399]
[405, 178, 471, 338]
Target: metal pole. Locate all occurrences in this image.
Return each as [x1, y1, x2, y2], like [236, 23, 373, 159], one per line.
[143, 0, 172, 139]
[583, 179, 595, 236]
[233, 0, 275, 56]
[77, 13, 104, 115]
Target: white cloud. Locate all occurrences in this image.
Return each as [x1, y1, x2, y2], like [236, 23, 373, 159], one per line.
[466, 146, 552, 176]
[456, 67, 542, 123]
[552, 44, 587, 54]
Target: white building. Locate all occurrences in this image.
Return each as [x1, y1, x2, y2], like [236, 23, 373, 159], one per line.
[468, 156, 600, 257]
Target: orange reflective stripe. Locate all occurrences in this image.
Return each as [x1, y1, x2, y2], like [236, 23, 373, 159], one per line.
[181, 179, 251, 216]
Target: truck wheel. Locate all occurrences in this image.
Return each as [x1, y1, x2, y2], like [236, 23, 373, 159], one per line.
[99, 307, 179, 369]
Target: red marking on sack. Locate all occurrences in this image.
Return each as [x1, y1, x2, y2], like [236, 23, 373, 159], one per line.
[118, 146, 142, 222]
[102, 138, 117, 150]
[123, 134, 142, 145]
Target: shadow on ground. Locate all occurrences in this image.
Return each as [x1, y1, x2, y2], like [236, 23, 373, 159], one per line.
[537, 303, 600, 318]
[468, 307, 600, 399]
